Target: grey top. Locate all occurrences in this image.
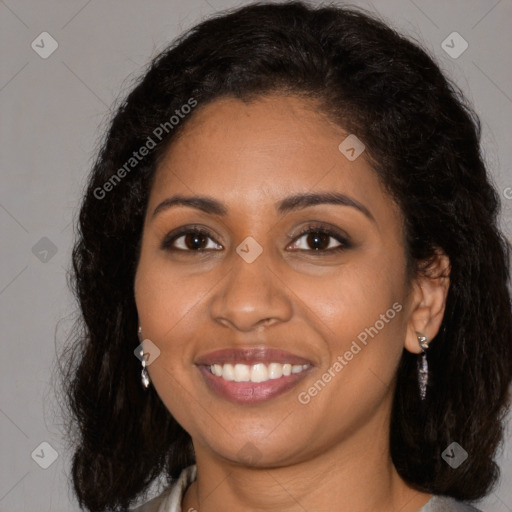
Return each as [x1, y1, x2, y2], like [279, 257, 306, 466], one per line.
[418, 495, 482, 512]
[130, 464, 483, 512]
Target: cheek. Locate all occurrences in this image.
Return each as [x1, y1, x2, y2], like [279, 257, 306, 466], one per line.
[134, 256, 205, 430]
[289, 254, 407, 398]
[295, 258, 404, 339]
[134, 249, 202, 341]
[294, 274, 406, 420]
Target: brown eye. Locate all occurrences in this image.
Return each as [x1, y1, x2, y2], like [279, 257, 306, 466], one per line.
[182, 232, 208, 250]
[288, 225, 351, 253]
[304, 232, 332, 250]
[161, 227, 223, 252]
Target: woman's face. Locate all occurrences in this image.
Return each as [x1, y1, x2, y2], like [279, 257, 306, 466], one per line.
[134, 94, 417, 467]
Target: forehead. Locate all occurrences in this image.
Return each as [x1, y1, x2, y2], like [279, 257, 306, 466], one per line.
[149, 94, 397, 224]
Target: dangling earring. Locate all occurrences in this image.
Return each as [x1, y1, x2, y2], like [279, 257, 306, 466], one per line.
[138, 326, 150, 389]
[416, 332, 429, 400]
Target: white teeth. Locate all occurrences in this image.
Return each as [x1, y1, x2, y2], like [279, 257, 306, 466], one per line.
[250, 363, 268, 382]
[234, 364, 250, 382]
[222, 363, 235, 381]
[209, 362, 309, 383]
[268, 362, 283, 379]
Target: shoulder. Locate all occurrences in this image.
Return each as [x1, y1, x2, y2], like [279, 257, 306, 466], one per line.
[130, 492, 170, 512]
[418, 495, 484, 512]
[129, 465, 198, 512]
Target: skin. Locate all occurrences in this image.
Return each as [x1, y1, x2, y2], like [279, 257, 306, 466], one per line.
[134, 94, 450, 512]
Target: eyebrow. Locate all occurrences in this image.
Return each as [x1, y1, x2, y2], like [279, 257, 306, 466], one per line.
[151, 192, 375, 223]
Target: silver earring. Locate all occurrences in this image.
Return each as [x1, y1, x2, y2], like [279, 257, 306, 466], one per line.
[138, 326, 150, 389]
[416, 333, 429, 400]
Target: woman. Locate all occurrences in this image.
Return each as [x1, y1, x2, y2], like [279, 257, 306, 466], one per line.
[61, 2, 512, 511]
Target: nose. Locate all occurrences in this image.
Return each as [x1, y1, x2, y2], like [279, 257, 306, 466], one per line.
[209, 249, 293, 332]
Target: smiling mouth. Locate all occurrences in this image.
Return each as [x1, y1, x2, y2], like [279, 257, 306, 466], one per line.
[195, 346, 314, 403]
[197, 362, 313, 404]
[207, 362, 311, 382]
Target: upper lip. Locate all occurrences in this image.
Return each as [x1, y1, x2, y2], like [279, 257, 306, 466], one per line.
[195, 347, 313, 366]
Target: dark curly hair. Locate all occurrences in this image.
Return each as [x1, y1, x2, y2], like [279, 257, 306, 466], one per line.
[59, 1, 512, 510]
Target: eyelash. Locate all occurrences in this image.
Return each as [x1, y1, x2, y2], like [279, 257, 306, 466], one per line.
[160, 223, 351, 255]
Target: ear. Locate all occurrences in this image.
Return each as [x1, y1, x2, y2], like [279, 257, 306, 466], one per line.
[404, 248, 451, 354]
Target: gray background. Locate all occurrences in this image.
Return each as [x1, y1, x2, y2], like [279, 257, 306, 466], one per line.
[1, 0, 511, 511]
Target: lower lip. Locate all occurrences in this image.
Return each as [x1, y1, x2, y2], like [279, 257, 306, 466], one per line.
[197, 365, 311, 404]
